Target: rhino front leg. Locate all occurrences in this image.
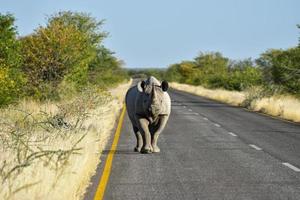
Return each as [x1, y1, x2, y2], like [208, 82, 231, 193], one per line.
[133, 126, 143, 152]
[152, 116, 168, 153]
[137, 117, 152, 154]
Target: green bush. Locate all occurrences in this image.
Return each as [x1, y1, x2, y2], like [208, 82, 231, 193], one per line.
[225, 60, 262, 91]
[0, 65, 26, 105]
[165, 64, 182, 82]
[50, 11, 128, 88]
[0, 13, 25, 106]
[21, 20, 94, 99]
[20, 11, 128, 100]
[0, 11, 128, 106]
[257, 47, 300, 95]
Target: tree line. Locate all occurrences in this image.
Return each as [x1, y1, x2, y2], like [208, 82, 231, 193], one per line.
[0, 11, 128, 106]
[132, 25, 299, 96]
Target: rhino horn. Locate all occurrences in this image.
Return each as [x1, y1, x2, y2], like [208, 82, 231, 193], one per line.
[152, 84, 156, 98]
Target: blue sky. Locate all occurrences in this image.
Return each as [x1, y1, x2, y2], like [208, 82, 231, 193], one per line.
[1, 0, 300, 68]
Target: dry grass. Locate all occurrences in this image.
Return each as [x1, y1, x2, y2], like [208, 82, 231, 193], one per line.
[170, 82, 245, 106]
[170, 82, 300, 123]
[0, 80, 132, 200]
[251, 95, 300, 123]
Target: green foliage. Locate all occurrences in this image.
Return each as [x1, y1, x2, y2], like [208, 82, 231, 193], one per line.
[193, 52, 229, 87]
[0, 13, 22, 68]
[162, 52, 262, 91]
[0, 11, 128, 105]
[88, 46, 129, 87]
[165, 64, 182, 82]
[226, 60, 262, 91]
[20, 11, 128, 100]
[131, 25, 300, 96]
[50, 11, 128, 88]
[0, 65, 26, 106]
[256, 47, 300, 95]
[161, 46, 298, 95]
[0, 13, 25, 106]
[21, 19, 94, 99]
[48, 11, 107, 47]
[194, 52, 228, 73]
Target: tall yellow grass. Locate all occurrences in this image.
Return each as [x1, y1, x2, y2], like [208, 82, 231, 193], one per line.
[170, 82, 300, 123]
[170, 82, 245, 106]
[0, 80, 132, 200]
[251, 95, 300, 123]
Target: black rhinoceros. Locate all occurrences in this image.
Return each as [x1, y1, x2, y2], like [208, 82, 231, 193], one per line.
[125, 76, 171, 154]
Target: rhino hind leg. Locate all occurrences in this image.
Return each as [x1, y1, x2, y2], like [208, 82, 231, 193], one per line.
[133, 126, 143, 152]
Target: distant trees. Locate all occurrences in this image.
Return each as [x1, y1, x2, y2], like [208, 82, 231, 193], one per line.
[164, 52, 262, 91]
[128, 68, 166, 80]
[227, 59, 262, 91]
[193, 52, 229, 87]
[161, 25, 300, 96]
[88, 46, 128, 86]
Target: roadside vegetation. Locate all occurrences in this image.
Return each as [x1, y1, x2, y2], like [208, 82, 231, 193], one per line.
[0, 12, 129, 199]
[131, 25, 300, 122]
[0, 12, 128, 106]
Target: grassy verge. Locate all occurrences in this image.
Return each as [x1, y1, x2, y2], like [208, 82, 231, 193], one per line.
[0, 80, 132, 200]
[170, 82, 300, 123]
[170, 82, 245, 106]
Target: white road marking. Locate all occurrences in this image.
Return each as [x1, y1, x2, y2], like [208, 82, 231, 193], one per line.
[214, 123, 221, 127]
[188, 109, 193, 112]
[203, 117, 208, 121]
[182, 113, 199, 115]
[228, 132, 237, 137]
[249, 144, 262, 151]
[183, 106, 186, 108]
[282, 163, 300, 172]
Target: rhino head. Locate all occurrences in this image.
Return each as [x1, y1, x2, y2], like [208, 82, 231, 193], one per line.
[137, 77, 169, 122]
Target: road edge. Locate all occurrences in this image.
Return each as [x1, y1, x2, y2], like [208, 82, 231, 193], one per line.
[170, 87, 300, 126]
[92, 105, 126, 200]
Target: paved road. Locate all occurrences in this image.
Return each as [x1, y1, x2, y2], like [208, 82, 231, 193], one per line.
[85, 88, 300, 200]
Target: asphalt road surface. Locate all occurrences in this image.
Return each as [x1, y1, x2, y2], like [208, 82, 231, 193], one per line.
[85, 87, 300, 200]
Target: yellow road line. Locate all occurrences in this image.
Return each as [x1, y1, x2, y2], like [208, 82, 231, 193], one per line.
[93, 105, 126, 200]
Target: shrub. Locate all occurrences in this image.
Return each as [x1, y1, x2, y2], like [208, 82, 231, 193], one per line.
[257, 47, 300, 95]
[165, 63, 182, 82]
[0, 65, 25, 105]
[226, 60, 262, 91]
[0, 13, 25, 106]
[21, 18, 95, 99]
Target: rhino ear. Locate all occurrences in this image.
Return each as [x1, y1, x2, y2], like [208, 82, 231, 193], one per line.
[161, 80, 169, 92]
[137, 80, 146, 92]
